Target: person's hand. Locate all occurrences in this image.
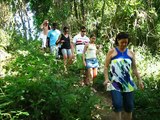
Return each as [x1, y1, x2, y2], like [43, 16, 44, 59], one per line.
[83, 61, 86, 66]
[138, 80, 144, 90]
[103, 79, 110, 86]
[61, 40, 65, 43]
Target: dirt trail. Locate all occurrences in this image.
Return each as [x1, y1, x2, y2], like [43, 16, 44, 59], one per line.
[94, 91, 115, 120]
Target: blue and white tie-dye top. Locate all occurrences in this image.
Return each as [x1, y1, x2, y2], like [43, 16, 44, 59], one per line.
[109, 47, 137, 92]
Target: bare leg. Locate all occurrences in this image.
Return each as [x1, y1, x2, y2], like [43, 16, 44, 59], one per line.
[123, 112, 132, 120]
[88, 68, 93, 85]
[93, 68, 98, 79]
[83, 69, 89, 85]
[68, 54, 73, 65]
[63, 55, 67, 72]
[114, 112, 122, 120]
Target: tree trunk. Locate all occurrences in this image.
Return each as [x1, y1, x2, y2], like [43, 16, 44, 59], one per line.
[101, 0, 106, 23]
[80, 0, 85, 24]
[97, 0, 106, 37]
[73, 0, 78, 19]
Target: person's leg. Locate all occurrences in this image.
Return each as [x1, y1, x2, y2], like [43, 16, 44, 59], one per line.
[55, 46, 60, 58]
[76, 54, 83, 69]
[123, 92, 134, 120]
[84, 68, 90, 85]
[76, 54, 85, 85]
[115, 112, 122, 120]
[50, 46, 57, 58]
[123, 112, 132, 120]
[67, 49, 73, 65]
[84, 59, 93, 85]
[42, 35, 47, 48]
[93, 68, 98, 79]
[50, 45, 54, 54]
[53, 46, 57, 56]
[61, 49, 68, 72]
[62, 49, 67, 65]
[70, 43, 75, 61]
[92, 58, 99, 80]
[88, 68, 93, 85]
[111, 90, 123, 120]
[39, 32, 44, 48]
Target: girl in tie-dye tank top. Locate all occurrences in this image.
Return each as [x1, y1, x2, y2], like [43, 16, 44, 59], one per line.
[103, 32, 144, 120]
[109, 47, 136, 92]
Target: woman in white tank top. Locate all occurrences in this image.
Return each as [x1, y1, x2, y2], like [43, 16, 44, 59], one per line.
[83, 34, 99, 85]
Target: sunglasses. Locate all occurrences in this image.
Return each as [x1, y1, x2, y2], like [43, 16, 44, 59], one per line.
[81, 31, 86, 32]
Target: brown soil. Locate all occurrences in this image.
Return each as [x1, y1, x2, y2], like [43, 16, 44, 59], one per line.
[94, 91, 115, 120]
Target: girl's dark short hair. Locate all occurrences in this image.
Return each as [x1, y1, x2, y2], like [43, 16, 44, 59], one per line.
[115, 32, 130, 46]
[90, 33, 96, 38]
[63, 26, 69, 31]
[52, 23, 57, 27]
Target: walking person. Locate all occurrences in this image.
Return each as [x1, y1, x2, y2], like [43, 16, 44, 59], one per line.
[103, 32, 144, 120]
[47, 23, 61, 56]
[73, 26, 90, 85]
[39, 20, 50, 49]
[83, 34, 99, 85]
[56, 27, 73, 70]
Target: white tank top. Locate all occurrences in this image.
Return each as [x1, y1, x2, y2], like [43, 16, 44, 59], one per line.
[85, 44, 97, 59]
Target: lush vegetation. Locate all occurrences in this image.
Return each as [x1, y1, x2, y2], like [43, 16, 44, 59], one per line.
[0, 0, 160, 120]
[0, 37, 102, 120]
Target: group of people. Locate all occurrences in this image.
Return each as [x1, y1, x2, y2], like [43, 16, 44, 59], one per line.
[39, 20, 144, 120]
[39, 20, 98, 84]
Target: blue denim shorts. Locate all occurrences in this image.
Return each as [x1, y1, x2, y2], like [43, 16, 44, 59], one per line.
[61, 49, 72, 57]
[85, 58, 99, 69]
[111, 90, 134, 112]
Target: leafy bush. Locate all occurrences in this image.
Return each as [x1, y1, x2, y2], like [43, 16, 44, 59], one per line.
[133, 89, 160, 120]
[0, 39, 101, 120]
[1, 33, 160, 120]
[132, 45, 160, 119]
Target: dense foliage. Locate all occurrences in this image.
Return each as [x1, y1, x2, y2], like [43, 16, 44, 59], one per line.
[0, 36, 102, 120]
[28, 0, 160, 52]
[132, 46, 160, 120]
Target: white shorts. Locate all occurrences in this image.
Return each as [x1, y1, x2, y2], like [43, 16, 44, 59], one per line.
[39, 32, 47, 48]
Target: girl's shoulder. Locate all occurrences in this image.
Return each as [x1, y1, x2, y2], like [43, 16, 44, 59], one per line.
[107, 48, 117, 58]
[127, 49, 135, 58]
[108, 48, 116, 53]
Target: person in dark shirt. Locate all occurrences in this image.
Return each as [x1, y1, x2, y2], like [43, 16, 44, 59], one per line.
[56, 27, 73, 70]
